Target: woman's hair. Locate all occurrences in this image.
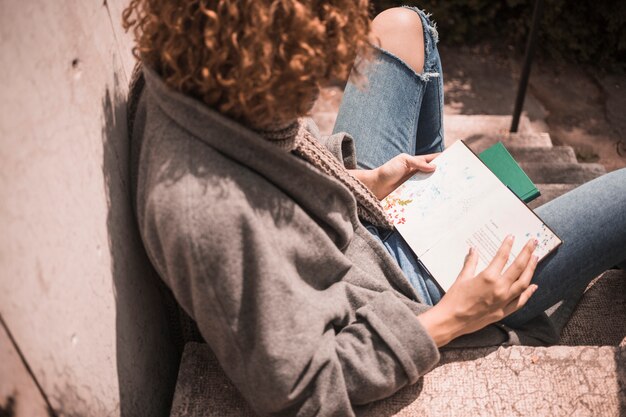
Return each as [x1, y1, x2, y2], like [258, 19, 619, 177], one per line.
[123, 0, 372, 128]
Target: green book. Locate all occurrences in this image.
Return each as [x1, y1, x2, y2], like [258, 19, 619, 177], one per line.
[478, 142, 540, 203]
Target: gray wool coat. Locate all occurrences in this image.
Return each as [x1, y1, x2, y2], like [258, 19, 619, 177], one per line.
[129, 66, 558, 417]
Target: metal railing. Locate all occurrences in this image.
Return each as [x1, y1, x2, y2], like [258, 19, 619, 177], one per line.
[510, 0, 545, 133]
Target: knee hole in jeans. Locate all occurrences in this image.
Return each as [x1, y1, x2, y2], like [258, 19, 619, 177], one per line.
[370, 7, 425, 74]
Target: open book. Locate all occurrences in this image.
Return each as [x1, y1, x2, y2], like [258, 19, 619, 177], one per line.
[382, 140, 562, 292]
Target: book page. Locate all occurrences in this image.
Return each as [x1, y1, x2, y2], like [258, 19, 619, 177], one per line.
[382, 141, 561, 292]
[383, 141, 501, 256]
[419, 195, 562, 291]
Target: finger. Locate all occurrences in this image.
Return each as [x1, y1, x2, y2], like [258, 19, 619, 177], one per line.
[502, 238, 537, 283]
[487, 235, 515, 273]
[406, 155, 436, 172]
[503, 284, 538, 317]
[507, 254, 539, 298]
[456, 246, 478, 281]
[416, 160, 436, 172]
[422, 152, 441, 162]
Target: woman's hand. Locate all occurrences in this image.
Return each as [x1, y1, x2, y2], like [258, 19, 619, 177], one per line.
[349, 152, 439, 200]
[417, 236, 539, 347]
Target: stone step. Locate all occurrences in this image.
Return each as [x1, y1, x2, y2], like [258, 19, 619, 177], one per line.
[444, 114, 536, 145]
[311, 98, 542, 140]
[507, 146, 578, 164]
[520, 162, 606, 184]
[310, 86, 345, 136]
[462, 132, 553, 153]
[529, 183, 579, 209]
[310, 111, 338, 136]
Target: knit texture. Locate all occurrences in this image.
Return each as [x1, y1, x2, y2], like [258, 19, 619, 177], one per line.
[256, 119, 394, 229]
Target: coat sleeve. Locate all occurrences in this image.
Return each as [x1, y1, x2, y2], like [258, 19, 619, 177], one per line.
[302, 117, 358, 169]
[140, 176, 440, 417]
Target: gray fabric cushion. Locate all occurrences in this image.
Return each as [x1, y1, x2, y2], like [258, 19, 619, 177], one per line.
[560, 270, 626, 346]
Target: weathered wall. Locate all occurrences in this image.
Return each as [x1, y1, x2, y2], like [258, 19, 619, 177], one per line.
[0, 322, 50, 417]
[0, 1, 179, 416]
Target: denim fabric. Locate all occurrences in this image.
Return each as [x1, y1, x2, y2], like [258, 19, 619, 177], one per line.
[504, 173, 626, 330]
[361, 221, 444, 305]
[333, 7, 626, 333]
[333, 7, 444, 169]
[333, 7, 445, 305]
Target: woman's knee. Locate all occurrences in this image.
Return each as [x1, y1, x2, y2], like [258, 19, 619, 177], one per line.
[371, 7, 425, 74]
[595, 167, 626, 194]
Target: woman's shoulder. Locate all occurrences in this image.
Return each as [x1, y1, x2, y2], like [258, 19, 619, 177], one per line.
[131, 67, 345, 249]
[138, 125, 281, 234]
[134, 128, 305, 280]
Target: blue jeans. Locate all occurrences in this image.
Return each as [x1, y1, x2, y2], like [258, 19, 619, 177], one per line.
[333, 7, 626, 333]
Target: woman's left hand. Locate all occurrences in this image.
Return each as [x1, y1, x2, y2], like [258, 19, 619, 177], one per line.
[350, 152, 440, 200]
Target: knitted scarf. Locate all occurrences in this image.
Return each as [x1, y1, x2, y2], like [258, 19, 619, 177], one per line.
[255, 120, 394, 230]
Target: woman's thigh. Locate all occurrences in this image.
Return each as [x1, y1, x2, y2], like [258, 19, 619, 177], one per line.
[503, 168, 626, 331]
[336, 7, 446, 304]
[332, 6, 444, 170]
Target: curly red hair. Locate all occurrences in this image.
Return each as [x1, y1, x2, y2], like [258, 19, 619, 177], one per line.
[123, 0, 372, 129]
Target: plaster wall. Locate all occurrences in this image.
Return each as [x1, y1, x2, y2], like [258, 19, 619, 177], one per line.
[0, 1, 179, 415]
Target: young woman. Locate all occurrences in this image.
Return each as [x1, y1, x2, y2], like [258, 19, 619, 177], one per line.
[123, 1, 626, 415]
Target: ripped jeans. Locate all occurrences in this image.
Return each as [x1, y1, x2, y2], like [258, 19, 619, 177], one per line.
[333, 7, 626, 334]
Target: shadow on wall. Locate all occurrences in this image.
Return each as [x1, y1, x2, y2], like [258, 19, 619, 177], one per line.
[101, 70, 180, 417]
[617, 348, 626, 416]
[0, 395, 16, 417]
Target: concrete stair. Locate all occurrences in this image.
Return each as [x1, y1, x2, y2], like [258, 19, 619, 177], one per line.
[520, 162, 606, 184]
[460, 132, 552, 153]
[506, 146, 577, 164]
[444, 114, 536, 143]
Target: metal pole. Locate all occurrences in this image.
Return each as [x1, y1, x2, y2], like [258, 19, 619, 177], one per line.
[510, 0, 545, 133]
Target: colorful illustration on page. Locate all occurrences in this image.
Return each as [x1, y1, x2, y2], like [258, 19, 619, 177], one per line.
[524, 223, 562, 258]
[382, 157, 478, 226]
[382, 185, 413, 225]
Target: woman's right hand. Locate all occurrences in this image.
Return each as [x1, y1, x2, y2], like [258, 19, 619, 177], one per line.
[417, 236, 539, 347]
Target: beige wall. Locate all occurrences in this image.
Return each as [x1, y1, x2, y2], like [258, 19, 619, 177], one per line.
[0, 1, 179, 416]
